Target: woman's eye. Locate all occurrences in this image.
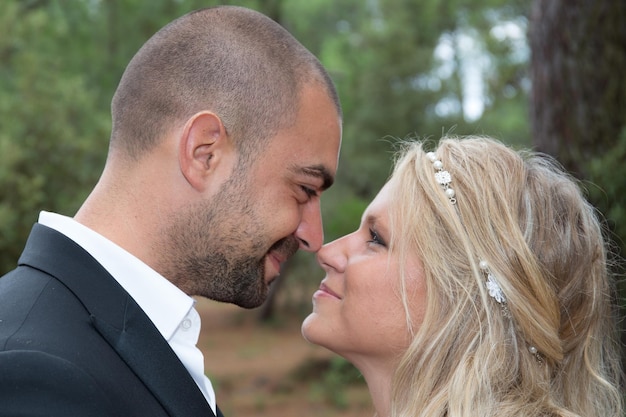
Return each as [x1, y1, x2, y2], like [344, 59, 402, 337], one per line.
[368, 228, 386, 247]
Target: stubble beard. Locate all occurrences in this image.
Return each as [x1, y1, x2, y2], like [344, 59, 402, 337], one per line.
[159, 177, 270, 308]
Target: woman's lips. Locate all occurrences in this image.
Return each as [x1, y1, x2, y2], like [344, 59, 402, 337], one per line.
[314, 282, 342, 300]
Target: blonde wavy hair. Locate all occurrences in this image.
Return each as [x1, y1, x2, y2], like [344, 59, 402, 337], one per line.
[386, 136, 624, 417]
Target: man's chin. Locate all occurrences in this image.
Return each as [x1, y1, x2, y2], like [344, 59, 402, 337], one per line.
[231, 280, 270, 309]
[233, 292, 268, 309]
[200, 291, 267, 309]
[188, 261, 270, 308]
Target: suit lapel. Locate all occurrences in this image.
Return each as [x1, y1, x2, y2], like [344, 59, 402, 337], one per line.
[19, 224, 216, 417]
[91, 303, 216, 417]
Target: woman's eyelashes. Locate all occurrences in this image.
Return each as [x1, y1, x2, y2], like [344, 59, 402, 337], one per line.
[367, 227, 386, 247]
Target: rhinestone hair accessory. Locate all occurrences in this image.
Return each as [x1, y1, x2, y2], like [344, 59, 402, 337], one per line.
[426, 152, 456, 204]
[480, 260, 506, 304]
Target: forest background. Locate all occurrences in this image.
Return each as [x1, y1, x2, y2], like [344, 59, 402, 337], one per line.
[0, 0, 624, 414]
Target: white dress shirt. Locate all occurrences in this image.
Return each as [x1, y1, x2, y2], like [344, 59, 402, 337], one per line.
[38, 211, 217, 415]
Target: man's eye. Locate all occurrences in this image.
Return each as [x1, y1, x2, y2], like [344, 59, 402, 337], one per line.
[368, 228, 386, 246]
[301, 185, 318, 199]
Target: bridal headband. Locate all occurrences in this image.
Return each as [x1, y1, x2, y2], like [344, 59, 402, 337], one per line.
[425, 151, 505, 304]
[425, 150, 543, 363]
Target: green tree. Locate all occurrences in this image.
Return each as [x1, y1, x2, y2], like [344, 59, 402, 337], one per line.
[0, 0, 268, 273]
[0, 1, 109, 270]
[1, 0, 534, 302]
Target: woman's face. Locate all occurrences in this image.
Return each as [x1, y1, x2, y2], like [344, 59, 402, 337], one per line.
[302, 180, 427, 369]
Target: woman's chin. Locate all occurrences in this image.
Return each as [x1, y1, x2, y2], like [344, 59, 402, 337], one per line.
[300, 313, 317, 343]
[300, 313, 332, 349]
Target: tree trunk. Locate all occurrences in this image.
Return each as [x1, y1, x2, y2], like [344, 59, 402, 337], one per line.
[529, 0, 626, 376]
[530, 0, 626, 176]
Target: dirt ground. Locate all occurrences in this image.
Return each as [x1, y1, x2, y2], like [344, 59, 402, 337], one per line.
[197, 298, 373, 417]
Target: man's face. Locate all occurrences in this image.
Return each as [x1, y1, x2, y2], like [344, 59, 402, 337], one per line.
[164, 85, 341, 308]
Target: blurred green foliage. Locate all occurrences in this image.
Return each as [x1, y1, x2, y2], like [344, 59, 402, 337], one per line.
[586, 132, 626, 369]
[1, 0, 623, 330]
[0, 0, 532, 272]
[291, 355, 364, 409]
[588, 127, 626, 266]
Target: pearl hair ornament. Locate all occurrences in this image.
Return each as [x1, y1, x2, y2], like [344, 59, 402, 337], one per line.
[426, 152, 456, 204]
[529, 346, 544, 364]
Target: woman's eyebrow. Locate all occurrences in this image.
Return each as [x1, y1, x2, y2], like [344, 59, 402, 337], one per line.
[364, 213, 390, 236]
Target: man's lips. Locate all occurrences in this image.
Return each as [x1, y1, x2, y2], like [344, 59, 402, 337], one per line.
[265, 236, 299, 279]
[269, 251, 287, 265]
[268, 236, 299, 263]
[266, 252, 285, 280]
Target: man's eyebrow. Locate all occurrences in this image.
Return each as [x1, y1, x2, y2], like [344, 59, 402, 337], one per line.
[292, 165, 334, 190]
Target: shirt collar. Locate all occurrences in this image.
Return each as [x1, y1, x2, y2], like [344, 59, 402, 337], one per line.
[38, 211, 194, 341]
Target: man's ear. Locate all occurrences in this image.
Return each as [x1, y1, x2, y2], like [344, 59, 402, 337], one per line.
[179, 111, 232, 191]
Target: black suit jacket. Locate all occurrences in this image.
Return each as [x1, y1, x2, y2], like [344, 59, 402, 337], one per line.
[0, 224, 223, 417]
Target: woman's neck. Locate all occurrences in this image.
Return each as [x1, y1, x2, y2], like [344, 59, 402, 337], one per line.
[353, 359, 395, 417]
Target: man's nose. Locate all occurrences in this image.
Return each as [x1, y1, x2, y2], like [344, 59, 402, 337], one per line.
[294, 202, 323, 252]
